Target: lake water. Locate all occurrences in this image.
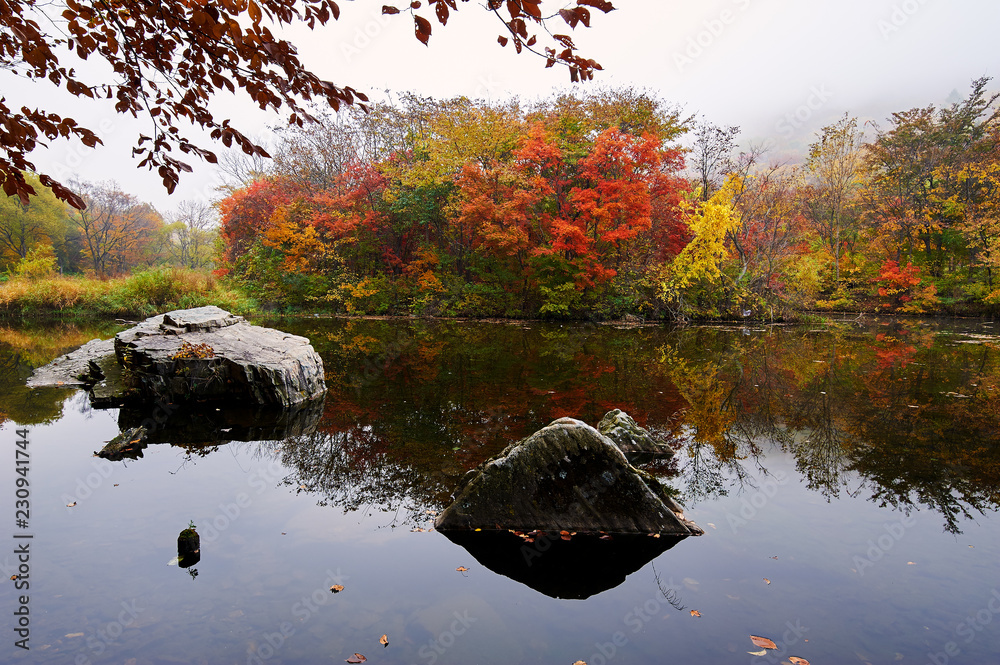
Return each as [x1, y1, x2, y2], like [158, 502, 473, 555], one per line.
[2, 316, 999, 665]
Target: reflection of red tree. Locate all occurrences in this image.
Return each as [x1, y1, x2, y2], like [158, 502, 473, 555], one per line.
[873, 333, 917, 369]
[875, 344, 917, 369]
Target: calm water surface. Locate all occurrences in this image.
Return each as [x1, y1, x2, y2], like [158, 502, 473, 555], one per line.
[1, 317, 999, 665]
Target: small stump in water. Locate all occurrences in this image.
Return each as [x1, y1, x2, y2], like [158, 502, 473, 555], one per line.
[177, 526, 201, 569]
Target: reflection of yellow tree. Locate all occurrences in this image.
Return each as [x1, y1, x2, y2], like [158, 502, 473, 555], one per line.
[0, 322, 119, 425]
[653, 323, 1000, 532]
[651, 335, 777, 502]
[273, 318, 1000, 532]
[661, 353, 737, 459]
[0, 325, 113, 367]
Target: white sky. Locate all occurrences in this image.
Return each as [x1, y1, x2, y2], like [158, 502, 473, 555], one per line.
[6, 0, 1000, 215]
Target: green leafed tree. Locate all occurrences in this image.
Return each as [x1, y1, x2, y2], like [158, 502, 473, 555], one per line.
[0, 172, 69, 270]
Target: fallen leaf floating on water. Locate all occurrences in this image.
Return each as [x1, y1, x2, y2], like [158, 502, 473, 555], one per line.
[763, 578, 771, 585]
[345, 654, 367, 664]
[573, 661, 587, 665]
[769, 556, 778, 560]
[690, 610, 702, 617]
[456, 566, 469, 572]
[66, 502, 76, 507]
[706, 522, 717, 529]
[65, 632, 84, 638]
[330, 585, 344, 593]
[747, 650, 767, 656]
[750, 635, 778, 649]
[379, 634, 389, 647]
[907, 561, 916, 565]
[789, 658, 810, 665]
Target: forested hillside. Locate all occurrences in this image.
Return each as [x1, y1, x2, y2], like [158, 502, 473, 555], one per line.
[4, 80, 999, 320]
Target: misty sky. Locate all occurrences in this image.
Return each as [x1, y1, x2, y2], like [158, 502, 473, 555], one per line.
[6, 0, 1000, 214]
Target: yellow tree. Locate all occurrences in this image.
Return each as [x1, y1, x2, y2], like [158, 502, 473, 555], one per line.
[939, 156, 1000, 296]
[804, 114, 865, 282]
[665, 177, 741, 292]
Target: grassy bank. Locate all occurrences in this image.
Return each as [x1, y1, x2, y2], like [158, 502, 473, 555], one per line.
[2, 267, 995, 322]
[0, 268, 258, 319]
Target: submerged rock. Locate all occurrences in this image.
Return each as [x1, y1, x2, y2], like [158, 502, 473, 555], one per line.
[29, 306, 326, 408]
[96, 426, 149, 461]
[434, 416, 702, 536]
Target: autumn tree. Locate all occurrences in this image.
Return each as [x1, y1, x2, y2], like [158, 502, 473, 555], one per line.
[665, 177, 741, 296]
[804, 114, 865, 282]
[1, 0, 614, 209]
[689, 120, 740, 202]
[947, 155, 1000, 294]
[726, 148, 807, 299]
[72, 180, 164, 276]
[0, 172, 68, 269]
[862, 77, 999, 275]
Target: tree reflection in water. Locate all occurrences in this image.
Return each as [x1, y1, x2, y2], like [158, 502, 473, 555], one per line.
[4, 317, 998, 535]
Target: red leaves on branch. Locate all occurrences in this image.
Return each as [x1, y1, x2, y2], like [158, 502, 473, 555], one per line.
[1, 0, 610, 209]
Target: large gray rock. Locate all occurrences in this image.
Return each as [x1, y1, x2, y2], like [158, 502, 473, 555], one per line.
[29, 306, 326, 408]
[113, 306, 325, 407]
[598, 408, 675, 457]
[434, 417, 702, 536]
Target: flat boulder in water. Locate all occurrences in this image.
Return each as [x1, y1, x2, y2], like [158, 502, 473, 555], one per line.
[29, 306, 326, 409]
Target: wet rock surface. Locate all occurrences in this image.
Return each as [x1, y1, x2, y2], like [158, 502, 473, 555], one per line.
[26, 338, 114, 389]
[434, 416, 702, 536]
[29, 306, 326, 408]
[598, 408, 676, 457]
[96, 426, 149, 461]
